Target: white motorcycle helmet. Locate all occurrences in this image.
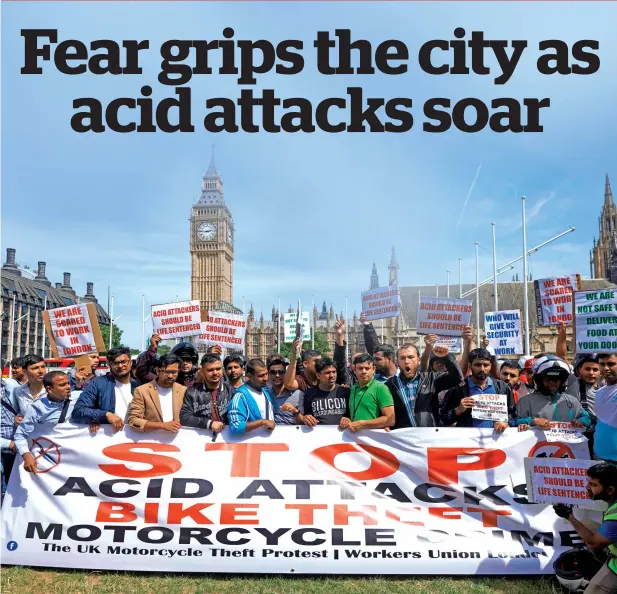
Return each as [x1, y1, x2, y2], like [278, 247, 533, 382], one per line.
[553, 547, 602, 593]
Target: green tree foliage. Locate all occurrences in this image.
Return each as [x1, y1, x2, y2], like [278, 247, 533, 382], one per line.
[99, 324, 124, 351]
[278, 330, 331, 359]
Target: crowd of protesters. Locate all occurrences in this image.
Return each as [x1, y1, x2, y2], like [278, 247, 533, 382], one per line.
[2, 314, 617, 591]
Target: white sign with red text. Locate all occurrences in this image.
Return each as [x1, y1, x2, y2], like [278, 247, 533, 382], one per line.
[524, 457, 605, 510]
[1, 426, 596, 574]
[47, 304, 98, 357]
[417, 297, 473, 337]
[151, 300, 202, 339]
[534, 275, 580, 326]
[197, 311, 248, 350]
[471, 393, 509, 422]
[544, 422, 587, 444]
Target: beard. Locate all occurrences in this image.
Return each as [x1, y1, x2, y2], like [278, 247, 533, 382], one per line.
[474, 372, 488, 381]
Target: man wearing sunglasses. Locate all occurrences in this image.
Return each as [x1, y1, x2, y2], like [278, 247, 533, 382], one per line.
[267, 355, 303, 424]
[72, 346, 139, 432]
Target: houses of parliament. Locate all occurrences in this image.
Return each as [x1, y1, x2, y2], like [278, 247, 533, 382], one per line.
[190, 155, 617, 359]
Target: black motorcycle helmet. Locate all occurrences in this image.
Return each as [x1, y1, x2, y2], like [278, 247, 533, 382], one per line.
[553, 547, 603, 592]
[170, 341, 199, 367]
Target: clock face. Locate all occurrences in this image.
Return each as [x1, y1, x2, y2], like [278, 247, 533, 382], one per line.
[227, 228, 233, 245]
[197, 221, 216, 241]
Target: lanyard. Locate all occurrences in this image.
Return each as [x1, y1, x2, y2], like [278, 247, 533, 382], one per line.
[351, 386, 369, 421]
[58, 398, 71, 424]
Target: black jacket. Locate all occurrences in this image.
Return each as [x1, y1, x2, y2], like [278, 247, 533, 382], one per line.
[441, 378, 515, 427]
[180, 380, 234, 430]
[387, 354, 463, 428]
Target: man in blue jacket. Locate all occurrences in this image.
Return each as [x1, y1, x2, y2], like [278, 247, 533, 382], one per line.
[228, 358, 280, 434]
[72, 346, 139, 432]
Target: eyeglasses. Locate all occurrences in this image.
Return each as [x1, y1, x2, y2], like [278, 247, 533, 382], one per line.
[269, 370, 285, 375]
[111, 359, 130, 367]
[160, 370, 178, 376]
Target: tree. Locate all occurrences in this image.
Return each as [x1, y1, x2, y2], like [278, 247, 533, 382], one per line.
[100, 324, 124, 351]
[158, 344, 171, 356]
[278, 330, 331, 359]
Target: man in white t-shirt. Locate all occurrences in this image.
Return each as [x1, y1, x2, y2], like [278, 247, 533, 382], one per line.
[72, 347, 138, 431]
[128, 355, 186, 433]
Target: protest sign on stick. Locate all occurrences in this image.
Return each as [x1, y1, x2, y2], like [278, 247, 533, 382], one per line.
[197, 311, 247, 350]
[417, 297, 472, 337]
[534, 274, 581, 326]
[484, 310, 523, 356]
[574, 289, 617, 354]
[151, 300, 202, 339]
[43, 302, 105, 358]
[361, 285, 400, 321]
[283, 311, 311, 344]
[524, 457, 606, 510]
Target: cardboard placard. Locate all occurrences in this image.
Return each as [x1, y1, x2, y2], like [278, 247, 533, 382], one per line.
[151, 300, 202, 339]
[416, 297, 473, 337]
[574, 289, 617, 353]
[524, 457, 605, 510]
[534, 274, 581, 326]
[197, 311, 248, 350]
[43, 302, 104, 358]
[484, 310, 523, 356]
[361, 285, 400, 321]
[283, 312, 311, 344]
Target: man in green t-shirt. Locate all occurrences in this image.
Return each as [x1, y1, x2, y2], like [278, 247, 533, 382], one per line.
[340, 354, 395, 432]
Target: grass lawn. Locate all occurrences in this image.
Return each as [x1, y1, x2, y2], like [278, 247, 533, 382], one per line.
[1, 567, 560, 594]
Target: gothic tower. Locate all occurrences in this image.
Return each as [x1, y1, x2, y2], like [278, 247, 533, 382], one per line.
[388, 247, 399, 286]
[369, 262, 379, 290]
[592, 175, 617, 283]
[190, 148, 234, 314]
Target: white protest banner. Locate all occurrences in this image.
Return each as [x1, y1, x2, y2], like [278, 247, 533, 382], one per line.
[416, 297, 473, 337]
[434, 337, 462, 353]
[574, 289, 617, 353]
[43, 303, 105, 358]
[361, 285, 400, 321]
[151, 300, 202, 339]
[283, 311, 311, 343]
[2, 425, 595, 575]
[471, 393, 509, 422]
[524, 457, 606, 510]
[197, 311, 248, 350]
[544, 422, 587, 444]
[484, 310, 523, 356]
[533, 274, 581, 326]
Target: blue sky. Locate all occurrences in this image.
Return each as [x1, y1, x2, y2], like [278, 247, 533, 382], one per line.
[2, 2, 616, 349]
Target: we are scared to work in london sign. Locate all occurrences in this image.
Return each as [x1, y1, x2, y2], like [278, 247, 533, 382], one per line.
[1, 426, 594, 574]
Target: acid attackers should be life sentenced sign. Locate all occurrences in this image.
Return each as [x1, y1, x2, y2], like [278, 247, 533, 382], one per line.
[417, 297, 473, 337]
[361, 285, 400, 321]
[484, 310, 523, 356]
[524, 457, 606, 511]
[283, 311, 311, 343]
[574, 289, 617, 353]
[43, 303, 105, 358]
[197, 311, 248, 350]
[534, 274, 581, 326]
[151, 300, 203, 339]
[1, 425, 596, 574]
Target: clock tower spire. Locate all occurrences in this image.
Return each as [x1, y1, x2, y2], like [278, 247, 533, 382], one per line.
[190, 147, 234, 315]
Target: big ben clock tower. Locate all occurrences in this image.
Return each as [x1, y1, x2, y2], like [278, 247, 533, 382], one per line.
[190, 149, 234, 315]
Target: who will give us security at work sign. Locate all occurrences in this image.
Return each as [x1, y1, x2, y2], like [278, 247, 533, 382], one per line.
[484, 310, 522, 356]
